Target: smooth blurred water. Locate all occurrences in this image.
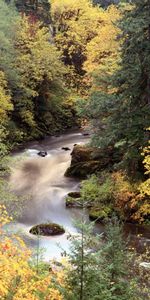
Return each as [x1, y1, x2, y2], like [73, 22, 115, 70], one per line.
[9, 131, 91, 261]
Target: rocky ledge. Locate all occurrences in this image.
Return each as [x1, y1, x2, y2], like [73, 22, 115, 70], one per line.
[65, 145, 115, 178]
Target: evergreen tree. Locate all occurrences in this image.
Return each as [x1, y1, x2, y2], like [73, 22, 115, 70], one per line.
[64, 217, 140, 300]
[81, 0, 150, 176]
[101, 219, 133, 300]
[64, 219, 111, 300]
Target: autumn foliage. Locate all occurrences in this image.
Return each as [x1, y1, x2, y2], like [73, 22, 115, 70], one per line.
[0, 205, 64, 300]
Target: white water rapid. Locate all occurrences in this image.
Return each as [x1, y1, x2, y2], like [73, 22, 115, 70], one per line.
[9, 131, 90, 261]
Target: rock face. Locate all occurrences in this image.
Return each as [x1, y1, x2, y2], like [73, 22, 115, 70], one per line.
[29, 223, 65, 236]
[65, 145, 114, 178]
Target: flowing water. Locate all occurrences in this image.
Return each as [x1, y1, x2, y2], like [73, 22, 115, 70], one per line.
[9, 131, 150, 261]
[9, 131, 90, 261]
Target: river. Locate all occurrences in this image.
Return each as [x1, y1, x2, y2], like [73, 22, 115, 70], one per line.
[9, 131, 150, 261]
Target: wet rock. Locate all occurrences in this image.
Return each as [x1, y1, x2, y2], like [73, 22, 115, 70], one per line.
[65, 145, 114, 178]
[65, 161, 101, 179]
[37, 151, 47, 157]
[66, 197, 83, 208]
[29, 223, 65, 236]
[65, 192, 92, 208]
[68, 192, 81, 198]
[66, 192, 82, 208]
[62, 147, 71, 151]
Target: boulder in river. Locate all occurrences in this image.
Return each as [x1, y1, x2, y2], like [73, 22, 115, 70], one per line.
[66, 192, 82, 208]
[29, 223, 65, 236]
[65, 145, 114, 178]
[66, 191, 92, 208]
[62, 147, 71, 151]
[67, 192, 81, 198]
[37, 151, 47, 157]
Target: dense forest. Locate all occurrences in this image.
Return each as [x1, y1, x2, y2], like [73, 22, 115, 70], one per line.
[0, 0, 150, 299]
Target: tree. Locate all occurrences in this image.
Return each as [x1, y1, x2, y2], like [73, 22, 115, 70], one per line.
[12, 16, 65, 137]
[0, 0, 19, 88]
[0, 0, 77, 144]
[64, 220, 111, 300]
[0, 0, 17, 152]
[112, 0, 150, 173]
[0, 72, 12, 157]
[140, 139, 150, 197]
[64, 216, 140, 300]
[51, 0, 119, 94]
[14, 0, 51, 25]
[80, 0, 150, 176]
[0, 205, 64, 299]
[100, 219, 141, 300]
[135, 136, 150, 222]
[0, 71, 13, 126]
[93, 0, 120, 8]
[51, 0, 99, 90]
[84, 4, 121, 75]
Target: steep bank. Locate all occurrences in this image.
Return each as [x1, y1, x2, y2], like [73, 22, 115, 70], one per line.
[65, 145, 150, 225]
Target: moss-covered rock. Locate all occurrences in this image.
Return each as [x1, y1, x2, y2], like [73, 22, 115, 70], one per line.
[67, 192, 81, 198]
[65, 161, 103, 179]
[66, 192, 82, 208]
[89, 206, 113, 222]
[29, 223, 65, 236]
[66, 196, 83, 208]
[65, 191, 92, 208]
[65, 145, 114, 178]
